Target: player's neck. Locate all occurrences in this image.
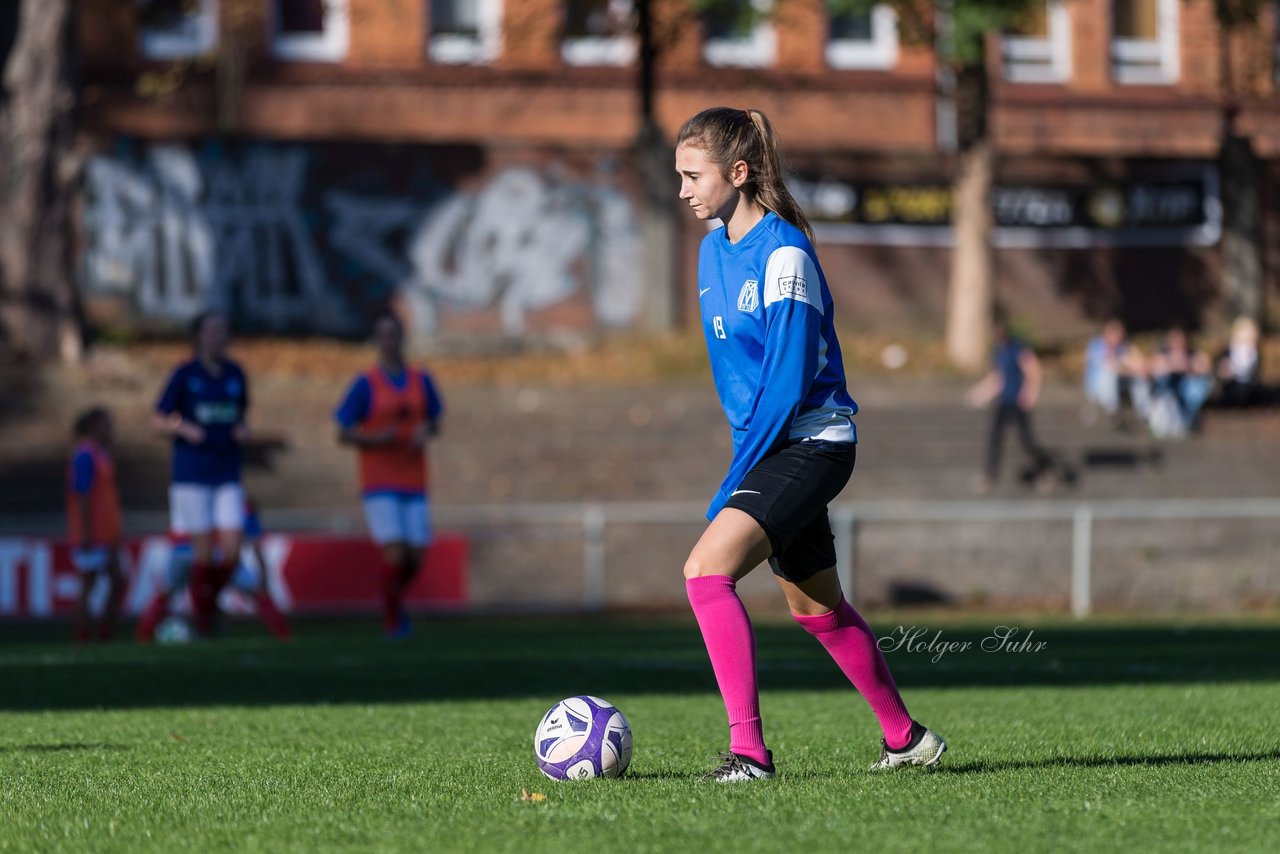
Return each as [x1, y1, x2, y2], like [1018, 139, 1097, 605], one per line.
[198, 354, 223, 375]
[724, 199, 765, 244]
[379, 355, 405, 374]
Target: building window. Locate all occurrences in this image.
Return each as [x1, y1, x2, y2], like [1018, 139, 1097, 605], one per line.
[562, 0, 635, 66]
[701, 0, 775, 68]
[429, 0, 502, 64]
[270, 0, 349, 62]
[1111, 0, 1179, 84]
[1001, 1, 1071, 83]
[826, 2, 897, 70]
[138, 0, 219, 59]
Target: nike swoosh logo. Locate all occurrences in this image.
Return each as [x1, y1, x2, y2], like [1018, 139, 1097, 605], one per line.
[730, 489, 761, 497]
[699, 288, 711, 297]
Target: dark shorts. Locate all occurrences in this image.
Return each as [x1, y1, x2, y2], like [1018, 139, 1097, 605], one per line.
[722, 440, 856, 583]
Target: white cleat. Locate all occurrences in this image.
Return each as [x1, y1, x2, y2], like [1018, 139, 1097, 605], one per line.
[703, 751, 776, 782]
[868, 723, 947, 771]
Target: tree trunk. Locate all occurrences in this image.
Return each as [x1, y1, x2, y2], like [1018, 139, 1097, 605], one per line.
[0, 0, 79, 363]
[634, 0, 677, 331]
[1219, 132, 1265, 327]
[946, 139, 994, 373]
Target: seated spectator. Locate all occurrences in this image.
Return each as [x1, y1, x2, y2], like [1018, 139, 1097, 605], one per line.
[1214, 316, 1262, 408]
[1083, 319, 1149, 424]
[1147, 328, 1213, 436]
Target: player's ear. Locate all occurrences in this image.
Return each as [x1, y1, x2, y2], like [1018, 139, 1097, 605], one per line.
[729, 159, 750, 189]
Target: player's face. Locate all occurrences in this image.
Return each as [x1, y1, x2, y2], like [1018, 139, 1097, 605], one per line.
[197, 314, 228, 358]
[675, 144, 742, 223]
[374, 318, 403, 358]
[97, 415, 114, 448]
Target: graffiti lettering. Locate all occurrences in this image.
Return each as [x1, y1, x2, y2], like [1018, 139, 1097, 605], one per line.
[81, 143, 644, 336]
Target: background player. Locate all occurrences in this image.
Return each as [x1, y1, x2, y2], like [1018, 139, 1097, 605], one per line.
[146, 310, 250, 639]
[227, 496, 292, 640]
[66, 407, 125, 642]
[334, 313, 443, 639]
[675, 107, 945, 781]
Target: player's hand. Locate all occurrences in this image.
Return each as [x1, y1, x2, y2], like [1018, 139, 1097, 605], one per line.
[365, 427, 399, 447]
[407, 423, 430, 451]
[1018, 389, 1037, 410]
[176, 421, 206, 444]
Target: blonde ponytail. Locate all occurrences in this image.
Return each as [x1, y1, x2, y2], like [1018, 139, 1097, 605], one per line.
[676, 106, 814, 243]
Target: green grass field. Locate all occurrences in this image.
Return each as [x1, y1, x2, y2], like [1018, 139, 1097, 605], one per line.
[2, 614, 1279, 852]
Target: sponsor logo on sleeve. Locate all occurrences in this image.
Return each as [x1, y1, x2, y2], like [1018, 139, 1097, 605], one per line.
[778, 275, 808, 302]
[736, 280, 759, 313]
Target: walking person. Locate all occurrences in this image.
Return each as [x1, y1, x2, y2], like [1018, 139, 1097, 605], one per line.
[675, 106, 945, 782]
[334, 313, 444, 639]
[967, 320, 1055, 494]
[142, 310, 250, 640]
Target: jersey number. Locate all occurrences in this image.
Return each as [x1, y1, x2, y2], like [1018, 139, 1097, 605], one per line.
[713, 316, 727, 340]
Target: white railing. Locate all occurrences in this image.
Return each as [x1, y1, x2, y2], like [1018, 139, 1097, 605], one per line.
[5, 498, 1279, 618]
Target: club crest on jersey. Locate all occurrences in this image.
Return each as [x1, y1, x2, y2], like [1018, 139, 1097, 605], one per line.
[737, 280, 759, 313]
[778, 275, 809, 302]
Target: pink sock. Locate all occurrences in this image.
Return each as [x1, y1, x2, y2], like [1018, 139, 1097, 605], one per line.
[686, 575, 769, 766]
[794, 599, 915, 750]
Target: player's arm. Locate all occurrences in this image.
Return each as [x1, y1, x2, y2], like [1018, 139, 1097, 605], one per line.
[965, 371, 1001, 409]
[154, 370, 205, 443]
[72, 451, 95, 549]
[707, 248, 822, 520]
[424, 373, 443, 436]
[410, 373, 445, 448]
[232, 366, 251, 443]
[1017, 348, 1042, 410]
[334, 376, 396, 447]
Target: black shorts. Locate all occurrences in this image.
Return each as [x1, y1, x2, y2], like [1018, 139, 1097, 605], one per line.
[722, 440, 856, 583]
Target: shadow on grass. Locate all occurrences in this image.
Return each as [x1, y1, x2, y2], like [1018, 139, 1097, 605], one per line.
[939, 749, 1280, 775]
[0, 743, 128, 753]
[1, 617, 1278, 712]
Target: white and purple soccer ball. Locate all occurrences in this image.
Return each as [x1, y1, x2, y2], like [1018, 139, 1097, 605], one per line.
[534, 696, 633, 781]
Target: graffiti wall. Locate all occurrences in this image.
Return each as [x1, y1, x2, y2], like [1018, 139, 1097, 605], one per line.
[80, 140, 645, 337]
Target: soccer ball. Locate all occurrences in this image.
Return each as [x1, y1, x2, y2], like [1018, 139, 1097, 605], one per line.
[534, 696, 632, 781]
[155, 616, 193, 645]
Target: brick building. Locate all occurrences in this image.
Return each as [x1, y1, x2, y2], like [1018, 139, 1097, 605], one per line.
[76, 1, 1280, 344]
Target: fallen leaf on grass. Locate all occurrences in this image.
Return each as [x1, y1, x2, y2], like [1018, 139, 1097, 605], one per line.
[520, 787, 546, 802]
[169, 732, 186, 742]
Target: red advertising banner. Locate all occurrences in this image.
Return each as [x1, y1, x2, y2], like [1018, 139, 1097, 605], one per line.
[0, 534, 468, 619]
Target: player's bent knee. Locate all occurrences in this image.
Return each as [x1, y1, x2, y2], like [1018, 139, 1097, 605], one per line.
[682, 554, 729, 580]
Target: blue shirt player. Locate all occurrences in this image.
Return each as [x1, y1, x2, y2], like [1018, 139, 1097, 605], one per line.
[148, 310, 250, 639]
[674, 107, 945, 782]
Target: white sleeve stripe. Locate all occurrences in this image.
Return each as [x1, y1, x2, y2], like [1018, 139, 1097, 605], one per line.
[762, 246, 823, 315]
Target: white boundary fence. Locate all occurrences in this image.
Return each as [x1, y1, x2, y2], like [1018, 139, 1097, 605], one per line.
[6, 497, 1279, 617]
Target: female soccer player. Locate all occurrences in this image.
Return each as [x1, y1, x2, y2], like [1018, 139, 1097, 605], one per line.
[145, 310, 250, 639]
[334, 313, 443, 639]
[675, 107, 945, 781]
[66, 407, 125, 642]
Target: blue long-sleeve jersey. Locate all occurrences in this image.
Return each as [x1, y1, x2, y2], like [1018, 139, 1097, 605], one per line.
[699, 212, 858, 520]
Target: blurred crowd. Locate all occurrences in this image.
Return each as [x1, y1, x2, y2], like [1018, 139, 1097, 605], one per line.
[1082, 317, 1267, 439]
